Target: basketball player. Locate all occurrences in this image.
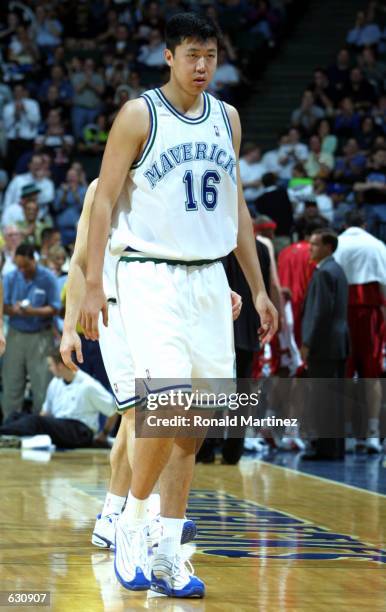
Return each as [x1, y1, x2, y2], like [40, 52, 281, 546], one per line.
[60, 178, 242, 549]
[80, 13, 277, 598]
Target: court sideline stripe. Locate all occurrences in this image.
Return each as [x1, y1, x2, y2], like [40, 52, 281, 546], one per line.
[258, 459, 386, 499]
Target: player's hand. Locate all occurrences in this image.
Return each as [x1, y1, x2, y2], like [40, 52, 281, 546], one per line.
[80, 283, 108, 341]
[0, 328, 6, 356]
[255, 291, 278, 344]
[230, 290, 242, 321]
[60, 328, 83, 371]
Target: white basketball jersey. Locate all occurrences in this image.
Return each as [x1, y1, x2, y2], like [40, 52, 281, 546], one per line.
[110, 88, 238, 260]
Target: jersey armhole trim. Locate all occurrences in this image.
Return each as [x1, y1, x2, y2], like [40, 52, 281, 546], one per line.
[131, 94, 158, 169]
[218, 100, 233, 144]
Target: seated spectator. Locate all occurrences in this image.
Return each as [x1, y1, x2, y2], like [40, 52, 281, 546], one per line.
[327, 183, 355, 233]
[313, 177, 334, 222]
[334, 138, 367, 183]
[356, 115, 378, 152]
[46, 244, 68, 293]
[78, 114, 109, 155]
[0, 350, 116, 449]
[3, 84, 41, 171]
[294, 200, 329, 239]
[354, 148, 386, 238]
[291, 90, 325, 135]
[38, 64, 73, 108]
[334, 98, 361, 138]
[29, 5, 63, 61]
[3, 154, 55, 219]
[357, 47, 386, 93]
[2, 243, 60, 419]
[255, 173, 293, 246]
[40, 84, 69, 123]
[53, 168, 87, 246]
[137, 28, 166, 69]
[309, 68, 336, 110]
[209, 49, 240, 102]
[262, 133, 288, 177]
[2, 182, 40, 227]
[0, 225, 22, 276]
[17, 198, 51, 248]
[107, 24, 137, 60]
[239, 142, 265, 213]
[343, 67, 377, 111]
[317, 118, 338, 156]
[304, 135, 334, 178]
[6, 24, 40, 78]
[39, 227, 62, 265]
[35, 109, 74, 184]
[327, 48, 351, 102]
[276, 128, 309, 181]
[346, 10, 381, 50]
[71, 58, 105, 139]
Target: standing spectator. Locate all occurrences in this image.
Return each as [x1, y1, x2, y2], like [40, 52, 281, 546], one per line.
[71, 59, 105, 139]
[291, 90, 325, 135]
[2, 84, 41, 171]
[38, 64, 73, 108]
[53, 168, 87, 246]
[334, 211, 386, 453]
[255, 173, 293, 248]
[2, 243, 61, 418]
[35, 109, 74, 185]
[2, 154, 55, 219]
[239, 142, 265, 214]
[276, 128, 309, 181]
[7, 25, 40, 79]
[30, 5, 63, 60]
[301, 229, 349, 460]
[2, 182, 40, 227]
[0, 225, 22, 276]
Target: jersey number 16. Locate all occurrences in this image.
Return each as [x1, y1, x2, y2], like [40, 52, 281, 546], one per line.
[183, 170, 221, 211]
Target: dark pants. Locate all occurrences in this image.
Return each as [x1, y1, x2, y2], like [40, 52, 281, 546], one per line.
[0, 412, 93, 449]
[307, 359, 346, 459]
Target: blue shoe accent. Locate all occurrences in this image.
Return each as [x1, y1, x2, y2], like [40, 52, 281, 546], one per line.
[181, 519, 197, 545]
[151, 573, 205, 598]
[114, 557, 150, 591]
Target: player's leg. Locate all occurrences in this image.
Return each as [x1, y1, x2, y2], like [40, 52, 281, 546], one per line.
[92, 414, 131, 548]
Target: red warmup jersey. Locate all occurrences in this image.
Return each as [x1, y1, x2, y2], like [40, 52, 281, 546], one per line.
[278, 241, 316, 346]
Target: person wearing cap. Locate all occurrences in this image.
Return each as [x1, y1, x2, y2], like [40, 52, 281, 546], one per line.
[1, 182, 40, 227]
[2, 154, 55, 218]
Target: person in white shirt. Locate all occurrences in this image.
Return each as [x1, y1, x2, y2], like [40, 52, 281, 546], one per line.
[0, 224, 23, 276]
[334, 211, 386, 453]
[0, 349, 117, 448]
[2, 182, 40, 227]
[239, 142, 265, 213]
[208, 49, 240, 99]
[3, 154, 54, 218]
[3, 83, 41, 170]
[137, 28, 166, 68]
[277, 128, 309, 181]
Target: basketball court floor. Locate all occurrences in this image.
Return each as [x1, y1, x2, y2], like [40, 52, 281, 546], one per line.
[1, 448, 385, 611]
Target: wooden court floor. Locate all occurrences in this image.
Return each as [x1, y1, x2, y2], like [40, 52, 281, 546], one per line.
[0, 448, 385, 612]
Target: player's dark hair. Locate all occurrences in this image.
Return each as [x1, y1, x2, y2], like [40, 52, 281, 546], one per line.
[165, 13, 221, 53]
[312, 228, 338, 253]
[15, 243, 35, 259]
[345, 210, 365, 228]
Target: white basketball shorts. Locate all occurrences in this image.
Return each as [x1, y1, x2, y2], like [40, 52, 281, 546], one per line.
[115, 258, 235, 407]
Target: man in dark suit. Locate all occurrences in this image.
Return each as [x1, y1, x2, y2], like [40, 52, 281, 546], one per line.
[301, 228, 349, 459]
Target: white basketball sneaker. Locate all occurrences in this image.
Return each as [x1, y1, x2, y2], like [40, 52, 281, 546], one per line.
[114, 518, 150, 590]
[151, 553, 205, 598]
[91, 513, 119, 549]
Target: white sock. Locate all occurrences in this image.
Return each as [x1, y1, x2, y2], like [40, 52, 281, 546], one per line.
[101, 492, 126, 517]
[121, 491, 149, 529]
[147, 493, 161, 520]
[157, 517, 184, 558]
[367, 418, 379, 437]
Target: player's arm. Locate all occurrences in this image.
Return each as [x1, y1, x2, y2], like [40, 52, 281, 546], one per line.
[82, 98, 149, 340]
[60, 179, 98, 370]
[225, 103, 278, 343]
